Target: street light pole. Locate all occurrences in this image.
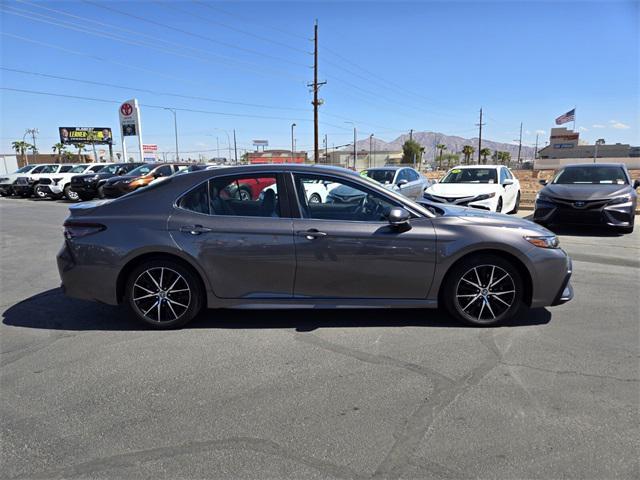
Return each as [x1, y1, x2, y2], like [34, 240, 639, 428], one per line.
[344, 121, 356, 169]
[291, 123, 296, 162]
[163, 108, 179, 162]
[369, 134, 374, 168]
[213, 128, 231, 164]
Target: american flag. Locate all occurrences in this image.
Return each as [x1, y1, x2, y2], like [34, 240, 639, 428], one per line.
[555, 108, 575, 125]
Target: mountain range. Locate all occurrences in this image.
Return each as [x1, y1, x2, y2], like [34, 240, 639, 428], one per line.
[350, 131, 535, 161]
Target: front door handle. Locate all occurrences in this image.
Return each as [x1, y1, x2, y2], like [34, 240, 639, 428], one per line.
[296, 229, 327, 240]
[180, 224, 212, 235]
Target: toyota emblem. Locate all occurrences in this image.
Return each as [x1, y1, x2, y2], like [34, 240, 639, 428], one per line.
[574, 201, 585, 208]
[120, 103, 133, 116]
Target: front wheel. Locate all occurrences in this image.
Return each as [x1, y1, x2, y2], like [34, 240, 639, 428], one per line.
[509, 192, 520, 214]
[34, 185, 48, 199]
[495, 197, 503, 213]
[125, 259, 204, 329]
[442, 254, 524, 327]
[308, 193, 322, 204]
[64, 185, 80, 202]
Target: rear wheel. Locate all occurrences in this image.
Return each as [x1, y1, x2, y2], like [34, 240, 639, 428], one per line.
[308, 193, 322, 204]
[64, 185, 80, 202]
[125, 259, 203, 329]
[238, 186, 252, 201]
[77, 192, 94, 202]
[442, 254, 524, 327]
[34, 185, 49, 199]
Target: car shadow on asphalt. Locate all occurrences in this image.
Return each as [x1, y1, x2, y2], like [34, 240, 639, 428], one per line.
[3, 288, 552, 332]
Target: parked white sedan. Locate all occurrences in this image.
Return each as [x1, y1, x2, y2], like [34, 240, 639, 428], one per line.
[423, 165, 521, 213]
[261, 178, 340, 204]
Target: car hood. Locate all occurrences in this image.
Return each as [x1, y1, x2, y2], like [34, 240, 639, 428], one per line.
[105, 175, 137, 184]
[419, 200, 550, 233]
[426, 183, 498, 197]
[542, 183, 631, 200]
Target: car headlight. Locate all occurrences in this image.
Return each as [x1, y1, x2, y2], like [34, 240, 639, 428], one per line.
[536, 192, 552, 202]
[473, 192, 496, 201]
[607, 194, 631, 205]
[423, 192, 435, 200]
[0, 177, 8, 182]
[524, 235, 560, 249]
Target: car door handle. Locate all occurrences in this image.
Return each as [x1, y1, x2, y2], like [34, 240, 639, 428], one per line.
[180, 225, 212, 235]
[296, 229, 327, 240]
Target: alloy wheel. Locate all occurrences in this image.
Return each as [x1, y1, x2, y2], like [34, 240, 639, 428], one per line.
[455, 264, 515, 323]
[132, 267, 191, 323]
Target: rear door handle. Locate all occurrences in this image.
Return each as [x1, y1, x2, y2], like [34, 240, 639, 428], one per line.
[180, 225, 213, 235]
[296, 229, 327, 240]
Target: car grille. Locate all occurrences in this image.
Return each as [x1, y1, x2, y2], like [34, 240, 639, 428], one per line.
[38, 178, 52, 185]
[429, 195, 476, 206]
[549, 197, 610, 210]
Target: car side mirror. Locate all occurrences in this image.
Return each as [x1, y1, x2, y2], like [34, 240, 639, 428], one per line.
[387, 207, 411, 226]
[397, 179, 408, 188]
[633, 179, 640, 189]
[503, 179, 514, 186]
[116, 167, 126, 175]
[539, 179, 547, 186]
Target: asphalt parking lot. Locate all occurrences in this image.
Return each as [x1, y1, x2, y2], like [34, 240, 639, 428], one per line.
[1, 197, 638, 480]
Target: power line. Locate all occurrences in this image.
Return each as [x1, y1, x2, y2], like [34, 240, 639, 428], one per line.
[0, 67, 309, 112]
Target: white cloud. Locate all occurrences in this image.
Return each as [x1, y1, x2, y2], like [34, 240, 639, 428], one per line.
[525, 130, 531, 135]
[578, 126, 588, 132]
[195, 142, 209, 147]
[535, 129, 546, 135]
[610, 121, 630, 130]
[592, 124, 606, 128]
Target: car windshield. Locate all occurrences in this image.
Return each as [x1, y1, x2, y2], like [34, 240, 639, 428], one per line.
[69, 165, 88, 173]
[15, 165, 35, 173]
[127, 165, 153, 176]
[362, 169, 395, 184]
[441, 168, 497, 184]
[552, 166, 628, 185]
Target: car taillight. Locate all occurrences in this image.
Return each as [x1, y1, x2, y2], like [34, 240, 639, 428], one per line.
[63, 221, 106, 240]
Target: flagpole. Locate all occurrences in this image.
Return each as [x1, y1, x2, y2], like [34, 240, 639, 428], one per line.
[573, 106, 576, 132]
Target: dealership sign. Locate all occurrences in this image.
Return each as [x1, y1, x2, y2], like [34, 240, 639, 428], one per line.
[118, 98, 143, 161]
[143, 144, 158, 152]
[59, 127, 113, 145]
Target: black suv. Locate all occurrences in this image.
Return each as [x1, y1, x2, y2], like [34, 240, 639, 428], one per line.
[70, 162, 145, 200]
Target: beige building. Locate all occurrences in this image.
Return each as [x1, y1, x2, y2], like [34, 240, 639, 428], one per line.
[320, 150, 407, 171]
[536, 128, 639, 169]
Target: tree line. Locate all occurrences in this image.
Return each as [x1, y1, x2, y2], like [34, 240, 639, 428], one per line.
[12, 140, 90, 163]
[402, 139, 513, 170]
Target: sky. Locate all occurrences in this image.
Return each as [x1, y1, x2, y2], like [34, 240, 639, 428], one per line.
[0, 0, 638, 161]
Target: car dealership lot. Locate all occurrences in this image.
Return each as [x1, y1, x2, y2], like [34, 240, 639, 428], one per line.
[1, 198, 638, 479]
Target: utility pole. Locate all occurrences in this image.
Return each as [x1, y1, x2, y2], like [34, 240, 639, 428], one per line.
[533, 133, 539, 162]
[308, 20, 326, 163]
[369, 134, 374, 168]
[290, 123, 296, 162]
[323, 134, 328, 163]
[475, 107, 485, 164]
[517, 122, 523, 163]
[163, 108, 179, 162]
[233, 129, 238, 165]
[409, 129, 413, 142]
[353, 127, 357, 169]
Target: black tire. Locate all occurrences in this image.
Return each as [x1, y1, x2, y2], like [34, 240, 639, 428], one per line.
[308, 193, 322, 204]
[238, 186, 252, 201]
[33, 184, 49, 199]
[495, 197, 503, 213]
[125, 258, 204, 329]
[509, 192, 520, 214]
[64, 185, 81, 202]
[442, 254, 524, 327]
[77, 192, 94, 202]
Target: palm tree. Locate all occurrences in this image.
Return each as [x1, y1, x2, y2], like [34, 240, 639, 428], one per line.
[52, 142, 66, 163]
[74, 143, 86, 162]
[502, 151, 511, 165]
[461, 145, 475, 164]
[11, 140, 32, 166]
[436, 143, 447, 169]
[480, 147, 491, 165]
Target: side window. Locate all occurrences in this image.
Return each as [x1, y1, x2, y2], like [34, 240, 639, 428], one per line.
[396, 169, 409, 183]
[32, 166, 45, 174]
[294, 174, 399, 222]
[155, 165, 173, 177]
[210, 174, 279, 217]
[177, 181, 210, 215]
[59, 165, 74, 173]
[505, 169, 513, 179]
[499, 168, 507, 183]
[406, 169, 419, 181]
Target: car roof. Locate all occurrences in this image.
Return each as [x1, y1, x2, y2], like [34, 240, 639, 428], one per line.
[366, 166, 406, 171]
[180, 163, 360, 178]
[562, 163, 626, 169]
[450, 164, 504, 169]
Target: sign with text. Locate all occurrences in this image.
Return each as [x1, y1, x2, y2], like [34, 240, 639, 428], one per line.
[143, 144, 158, 152]
[59, 127, 113, 145]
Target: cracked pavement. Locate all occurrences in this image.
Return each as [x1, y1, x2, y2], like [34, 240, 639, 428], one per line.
[1, 198, 639, 479]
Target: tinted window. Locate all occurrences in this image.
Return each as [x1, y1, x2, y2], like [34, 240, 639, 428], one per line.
[128, 165, 153, 176]
[32, 166, 46, 174]
[294, 174, 398, 222]
[179, 174, 280, 218]
[88, 165, 105, 172]
[69, 165, 88, 173]
[38, 165, 57, 174]
[59, 165, 74, 173]
[406, 169, 419, 181]
[15, 165, 35, 173]
[441, 168, 497, 184]
[155, 165, 173, 177]
[552, 166, 627, 185]
[362, 169, 396, 184]
[499, 168, 507, 183]
[505, 169, 513, 179]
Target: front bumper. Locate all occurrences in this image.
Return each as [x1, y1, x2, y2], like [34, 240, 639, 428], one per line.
[534, 198, 635, 227]
[39, 184, 64, 196]
[551, 257, 573, 306]
[0, 183, 13, 195]
[423, 194, 496, 211]
[101, 182, 132, 198]
[70, 181, 98, 195]
[12, 184, 34, 196]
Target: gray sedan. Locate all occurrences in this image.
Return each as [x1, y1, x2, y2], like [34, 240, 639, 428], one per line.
[57, 164, 573, 329]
